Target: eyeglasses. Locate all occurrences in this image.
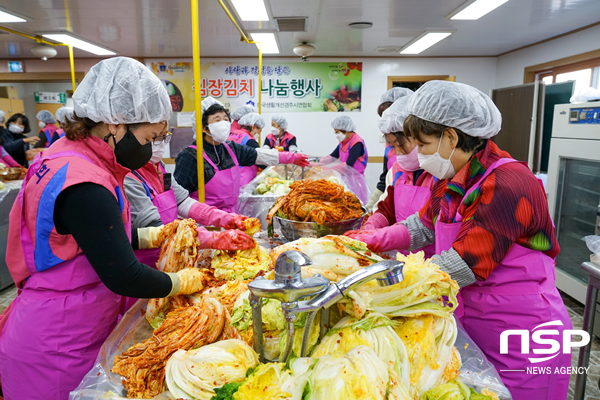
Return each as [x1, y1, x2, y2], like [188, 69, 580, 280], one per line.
[152, 133, 172, 145]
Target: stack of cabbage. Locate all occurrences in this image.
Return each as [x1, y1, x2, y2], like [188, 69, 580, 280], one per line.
[254, 169, 294, 196]
[151, 240, 499, 400]
[209, 251, 499, 400]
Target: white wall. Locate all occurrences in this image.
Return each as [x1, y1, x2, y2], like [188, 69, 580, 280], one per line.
[495, 24, 600, 88]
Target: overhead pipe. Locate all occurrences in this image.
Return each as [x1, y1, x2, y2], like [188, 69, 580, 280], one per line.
[191, 0, 205, 202]
[0, 26, 77, 93]
[216, 0, 264, 143]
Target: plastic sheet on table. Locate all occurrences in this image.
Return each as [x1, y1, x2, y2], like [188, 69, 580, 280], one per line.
[455, 319, 512, 399]
[236, 165, 302, 229]
[69, 299, 174, 400]
[304, 159, 371, 204]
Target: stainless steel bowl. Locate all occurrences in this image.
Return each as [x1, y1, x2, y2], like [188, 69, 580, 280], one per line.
[275, 207, 366, 241]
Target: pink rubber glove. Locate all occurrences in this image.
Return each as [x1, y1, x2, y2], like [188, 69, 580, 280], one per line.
[196, 227, 255, 250]
[344, 223, 411, 253]
[279, 152, 310, 167]
[362, 213, 390, 230]
[188, 202, 246, 229]
[1, 152, 20, 168]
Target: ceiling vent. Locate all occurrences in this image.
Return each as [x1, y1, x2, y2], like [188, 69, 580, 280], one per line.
[275, 17, 307, 32]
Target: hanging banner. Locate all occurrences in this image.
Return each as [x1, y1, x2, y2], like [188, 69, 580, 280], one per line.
[145, 59, 362, 113]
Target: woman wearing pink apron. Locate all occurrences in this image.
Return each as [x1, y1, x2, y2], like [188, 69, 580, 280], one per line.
[230, 104, 256, 133]
[174, 105, 309, 213]
[366, 87, 414, 210]
[124, 134, 256, 314]
[228, 112, 265, 186]
[328, 115, 368, 174]
[264, 115, 298, 152]
[0, 58, 254, 400]
[347, 94, 435, 257]
[354, 81, 571, 400]
[36, 110, 62, 148]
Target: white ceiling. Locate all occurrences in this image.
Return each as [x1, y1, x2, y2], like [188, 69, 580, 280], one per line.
[0, 0, 598, 59]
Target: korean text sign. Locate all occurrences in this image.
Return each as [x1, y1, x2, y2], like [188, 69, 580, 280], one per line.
[145, 60, 362, 113]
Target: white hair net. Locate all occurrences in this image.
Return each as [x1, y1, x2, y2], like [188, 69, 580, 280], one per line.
[331, 115, 356, 132]
[407, 81, 502, 139]
[379, 87, 413, 105]
[55, 107, 74, 124]
[73, 57, 172, 124]
[271, 115, 288, 130]
[239, 112, 265, 129]
[378, 94, 413, 134]
[201, 96, 223, 113]
[231, 105, 256, 121]
[36, 110, 56, 124]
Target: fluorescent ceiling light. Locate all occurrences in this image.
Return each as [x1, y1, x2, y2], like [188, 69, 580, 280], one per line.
[0, 10, 26, 23]
[231, 0, 269, 21]
[400, 32, 452, 55]
[450, 0, 509, 20]
[42, 33, 116, 56]
[250, 33, 279, 54]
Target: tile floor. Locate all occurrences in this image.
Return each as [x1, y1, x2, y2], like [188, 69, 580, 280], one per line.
[0, 284, 599, 399]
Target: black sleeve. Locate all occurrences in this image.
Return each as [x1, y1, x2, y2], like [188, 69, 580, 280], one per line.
[286, 137, 297, 150]
[246, 139, 259, 149]
[131, 219, 163, 250]
[229, 141, 258, 167]
[54, 183, 172, 298]
[174, 149, 198, 194]
[330, 145, 340, 158]
[377, 156, 389, 192]
[263, 138, 271, 148]
[345, 142, 364, 167]
[34, 131, 47, 149]
[2, 133, 23, 154]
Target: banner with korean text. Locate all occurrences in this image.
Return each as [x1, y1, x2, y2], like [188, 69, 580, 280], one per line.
[145, 59, 362, 113]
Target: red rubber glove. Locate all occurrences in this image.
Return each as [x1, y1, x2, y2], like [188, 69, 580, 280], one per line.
[344, 224, 411, 253]
[223, 213, 248, 230]
[279, 152, 310, 167]
[196, 227, 256, 250]
[188, 202, 246, 229]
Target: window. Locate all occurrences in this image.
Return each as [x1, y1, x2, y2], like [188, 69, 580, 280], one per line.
[535, 58, 600, 93]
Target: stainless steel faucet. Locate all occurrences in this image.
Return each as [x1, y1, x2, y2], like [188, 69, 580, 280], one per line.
[248, 250, 330, 362]
[248, 251, 405, 363]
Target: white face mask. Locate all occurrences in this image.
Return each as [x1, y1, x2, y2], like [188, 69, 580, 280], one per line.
[417, 135, 456, 179]
[207, 120, 231, 143]
[271, 127, 280, 136]
[335, 132, 346, 142]
[8, 124, 24, 134]
[396, 145, 420, 171]
[150, 141, 166, 164]
[39, 121, 46, 129]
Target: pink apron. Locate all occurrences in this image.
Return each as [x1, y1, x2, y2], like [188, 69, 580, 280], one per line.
[0, 146, 130, 400]
[266, 131, 295, 151]
[385, 145, 396, 171]
[393, 169, 435, 259]
[228, 129, 258, 186]
[338, 132, 368, 174]
[122, 164, 179, 313]
[189, 143, 240, 213]
[435, 158, 571, 400]
[42, 124, 60, 147]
